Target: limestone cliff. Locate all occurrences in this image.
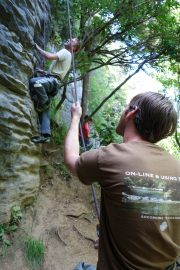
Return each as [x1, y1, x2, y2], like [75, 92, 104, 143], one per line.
[0, 0, 51, 223]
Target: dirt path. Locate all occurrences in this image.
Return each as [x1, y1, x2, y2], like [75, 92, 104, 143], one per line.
[0, 144, 99, 270]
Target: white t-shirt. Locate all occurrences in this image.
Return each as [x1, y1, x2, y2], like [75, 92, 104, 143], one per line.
[49, 48, 72, 80]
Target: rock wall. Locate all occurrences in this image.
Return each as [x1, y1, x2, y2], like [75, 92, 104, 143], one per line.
[59, 80, 83, 128]
[0, 0, 51, 224]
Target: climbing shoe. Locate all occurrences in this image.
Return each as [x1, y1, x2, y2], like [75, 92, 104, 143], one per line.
[31, 134, 50, 144]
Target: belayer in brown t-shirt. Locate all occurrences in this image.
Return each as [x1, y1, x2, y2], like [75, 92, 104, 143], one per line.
[64, 92, 180, 270]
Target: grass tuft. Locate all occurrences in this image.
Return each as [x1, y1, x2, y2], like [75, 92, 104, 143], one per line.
[24, 236, 45, 269]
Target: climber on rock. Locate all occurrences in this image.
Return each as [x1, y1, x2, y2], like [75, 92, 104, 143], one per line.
[29, 38, 80, 144]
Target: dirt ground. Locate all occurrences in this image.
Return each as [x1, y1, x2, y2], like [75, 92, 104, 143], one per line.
[0, 144, 99, 270]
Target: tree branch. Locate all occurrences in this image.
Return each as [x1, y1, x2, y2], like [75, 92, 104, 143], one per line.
[89, 59, 148, 119]
[55, 84, 67, 113]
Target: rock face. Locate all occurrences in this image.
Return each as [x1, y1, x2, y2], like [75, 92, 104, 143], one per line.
[0, 0, 51, 224]
[59, 80, 83, 128]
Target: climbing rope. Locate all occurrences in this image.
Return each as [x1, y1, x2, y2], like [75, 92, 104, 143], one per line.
[66, 0, 100, 222]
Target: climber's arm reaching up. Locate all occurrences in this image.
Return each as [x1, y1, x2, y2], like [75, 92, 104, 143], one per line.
[35, 43, 59, 60]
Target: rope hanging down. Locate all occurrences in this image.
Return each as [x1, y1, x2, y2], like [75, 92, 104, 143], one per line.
[66, 0, 100, 221]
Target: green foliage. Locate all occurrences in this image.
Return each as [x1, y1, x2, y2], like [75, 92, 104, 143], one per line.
[53, 163, 72, 181]
[150, 1, 179, 61]
[50, 98, 68, 145]
[0, 206, 23, 256]
[89, 65, 126, 145]
[0, 206, 21, 256]
[49, 0, 179, 152]
[154, 64, 179, 153]
[95, 100, 124, 145]
[0, 225, 11, 256]
[51, 121, 68, 145]
[155, 62, 180, 104]
[50, 0, 179, 72]
[158, 136, 180, 160]
[24, 237, 45, 269]
[49, 0, 80, 43]
[11, 205, 23, 224]
[43, 164, 54, 179]
[81, 0, 179, 132]
[49, 0, 69, 41]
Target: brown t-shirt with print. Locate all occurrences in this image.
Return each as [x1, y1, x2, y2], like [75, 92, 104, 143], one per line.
[76, 141, 180, 270]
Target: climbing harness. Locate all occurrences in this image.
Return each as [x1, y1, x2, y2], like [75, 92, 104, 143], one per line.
[66, 0, 100, 222]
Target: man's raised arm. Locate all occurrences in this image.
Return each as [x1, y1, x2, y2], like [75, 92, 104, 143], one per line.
[35, 43, 59, 60]
[64, 102, 82, 175]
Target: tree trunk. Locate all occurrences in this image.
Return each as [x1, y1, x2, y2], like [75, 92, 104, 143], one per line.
[81, 72, 90, 121]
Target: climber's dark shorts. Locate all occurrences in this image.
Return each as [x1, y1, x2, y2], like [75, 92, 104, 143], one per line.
[29, 76, 59, 112]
